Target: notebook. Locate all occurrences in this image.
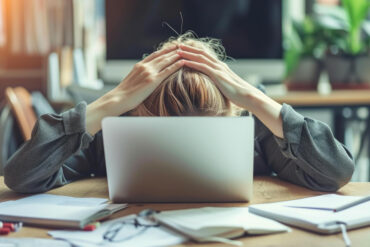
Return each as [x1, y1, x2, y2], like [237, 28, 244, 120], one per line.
[152, 207, 290, 245]
[0, 194, 127, 229]
[249, 194, 370, 234]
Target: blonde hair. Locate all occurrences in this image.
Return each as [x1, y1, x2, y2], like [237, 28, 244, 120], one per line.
[129, 32, 241, 117]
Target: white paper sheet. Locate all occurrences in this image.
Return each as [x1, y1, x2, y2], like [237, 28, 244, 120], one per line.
[251, 200, 370, 226]
[0, 194, 108, 207]
[155, 207, 290, 233]
[281, 194, 362, 211]
[0, 194, 114, 228]
[49, 214, 186, 247]
[0, 238, 71, 247]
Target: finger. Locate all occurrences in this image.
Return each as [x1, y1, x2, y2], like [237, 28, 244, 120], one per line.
[177, 50, 218, 69]
[150, 51, 181, 71]
[178, 44, 218, 63]
[142, 45, 177, 63]
[157, 59, 185, 81]
[183, 60, 216, 78]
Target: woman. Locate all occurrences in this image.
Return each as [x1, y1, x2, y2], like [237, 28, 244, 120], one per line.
[4, 33, 354, 193]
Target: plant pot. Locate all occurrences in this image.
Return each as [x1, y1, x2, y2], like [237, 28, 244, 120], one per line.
[285, 58, 322, 91]
[324, 54, 370, 89]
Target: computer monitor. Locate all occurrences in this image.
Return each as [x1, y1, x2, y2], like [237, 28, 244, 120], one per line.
[103, 0, 284, 84]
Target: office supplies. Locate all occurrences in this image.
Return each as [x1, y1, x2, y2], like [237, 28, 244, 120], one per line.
[152, 207, 290, 245]
[0, 194, 127, 229]
[0, 221, 22, 233]
[83, 222, 101, 231]
[281, 193, 370, 212]
[334, 195, 370, 212]
[49, 214, 186, 247]
[249, 194, 370, 247]
[0, 227, 10, 235]
[249, 194, 370, 233]
[0, 221, 14, 230]
[102, 116, 255, 203]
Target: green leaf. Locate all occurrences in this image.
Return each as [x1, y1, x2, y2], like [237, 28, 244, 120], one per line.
[284, 29, 303, 78]
[341, 0, 370, 54]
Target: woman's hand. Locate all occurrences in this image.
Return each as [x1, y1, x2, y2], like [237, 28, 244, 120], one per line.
[113, 45, 184, 112]
[177, 44, 284, 138]
[86, 45, 184, 135]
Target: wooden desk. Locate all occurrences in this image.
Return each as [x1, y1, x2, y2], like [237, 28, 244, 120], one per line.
[1, 177, 370, 246]
[271, 90, 370, 107]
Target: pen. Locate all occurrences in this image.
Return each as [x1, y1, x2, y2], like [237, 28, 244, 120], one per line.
[0, 227, 10, 235]
[0, 221, 23, 232]
[83, 222, 101, 231]
[335, 195, 370, 212]
[0, 221, 15, 231]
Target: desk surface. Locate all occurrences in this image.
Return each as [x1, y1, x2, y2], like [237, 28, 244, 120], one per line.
[270, 89, 370, 107]
[1, 176, 370, 247]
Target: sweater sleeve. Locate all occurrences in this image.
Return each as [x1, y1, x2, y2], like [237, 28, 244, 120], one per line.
[255, 104, 355, 192]
[3, 102, 97, 193]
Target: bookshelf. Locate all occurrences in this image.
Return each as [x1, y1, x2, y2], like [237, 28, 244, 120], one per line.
[0, 0, 105, 101]
[0, 0, 47, 100]
[0, 69, 46, 100]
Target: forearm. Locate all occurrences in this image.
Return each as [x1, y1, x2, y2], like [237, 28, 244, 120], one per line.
[257, 104, 355, 191]
[86, 89, 127, 135]
[242, 87, 283, 139]
[4, 103, 93, 193]
[86, 46, 183, 136]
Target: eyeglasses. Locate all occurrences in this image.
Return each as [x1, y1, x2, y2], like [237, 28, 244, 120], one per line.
[103, 209, 160, 242]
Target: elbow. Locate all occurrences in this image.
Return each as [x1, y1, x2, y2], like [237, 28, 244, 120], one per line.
[4, 171, 35, 194]
[329, 158, 355, 191]
[4, 162, 47, 194]
[4, 177, 48, 194]
[4, 174, 29, 194]
[309, 158, 355, 192]
[3, 162, 21, 192]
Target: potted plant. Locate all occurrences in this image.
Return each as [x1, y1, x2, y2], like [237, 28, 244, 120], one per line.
[321, 0, 370, 89]
[284, 17, 326, 91]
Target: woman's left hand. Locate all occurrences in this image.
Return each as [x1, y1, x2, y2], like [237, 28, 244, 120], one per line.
[177, 44, 284, 138]
[177, 44, 260, 109]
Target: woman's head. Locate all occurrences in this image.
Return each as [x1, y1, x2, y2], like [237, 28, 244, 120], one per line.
[128, 32, 241, 117]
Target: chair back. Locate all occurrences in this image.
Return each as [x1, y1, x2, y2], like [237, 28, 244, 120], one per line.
[5, 87, 37, 141]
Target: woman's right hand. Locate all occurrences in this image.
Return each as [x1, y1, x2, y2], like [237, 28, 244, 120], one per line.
[86, 45, 184, 135]
[177, 44, 284, 138]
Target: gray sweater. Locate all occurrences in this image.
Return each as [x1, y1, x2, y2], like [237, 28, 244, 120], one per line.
[4, 102, 354, 193]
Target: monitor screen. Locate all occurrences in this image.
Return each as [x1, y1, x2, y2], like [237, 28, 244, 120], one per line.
[105, 0, 283, 60]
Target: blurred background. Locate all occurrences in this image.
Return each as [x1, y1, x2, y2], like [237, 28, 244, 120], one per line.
[0, 0, 369, 181]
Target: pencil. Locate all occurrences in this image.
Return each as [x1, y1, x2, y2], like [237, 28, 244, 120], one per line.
[334, 195, 370, 212]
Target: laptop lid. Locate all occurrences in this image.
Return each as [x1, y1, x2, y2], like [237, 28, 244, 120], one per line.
[102, 116, 254, 203]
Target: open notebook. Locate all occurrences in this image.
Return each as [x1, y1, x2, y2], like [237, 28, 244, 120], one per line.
[153, 207, 290, 245]
[249, 194, 370, 234]
[0, 194, 127, 229]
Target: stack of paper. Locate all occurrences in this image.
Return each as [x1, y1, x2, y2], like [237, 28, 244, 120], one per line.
[0, 238, 71, 247]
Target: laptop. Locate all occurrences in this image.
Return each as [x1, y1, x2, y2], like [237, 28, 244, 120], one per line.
[102, 116, 254, 203]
